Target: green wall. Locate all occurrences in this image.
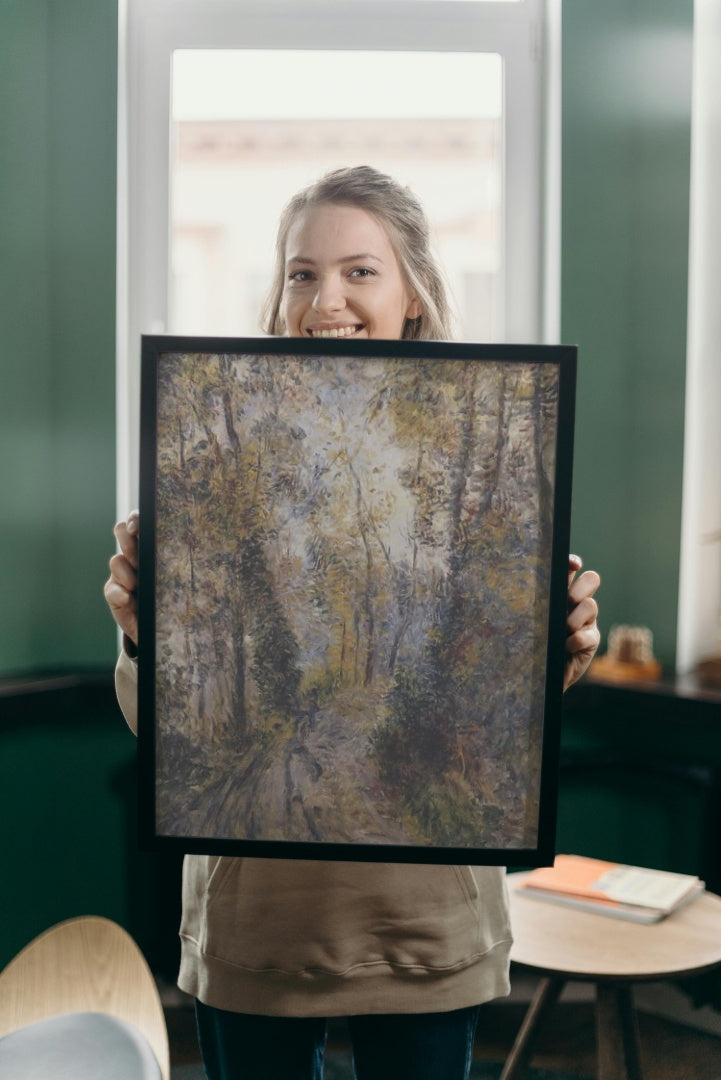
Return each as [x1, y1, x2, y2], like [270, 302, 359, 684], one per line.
[0, 683, 183, 973]
[563, 0, 693, 670]
[0, 0, 118, 675]
[0, 0, 129, 970]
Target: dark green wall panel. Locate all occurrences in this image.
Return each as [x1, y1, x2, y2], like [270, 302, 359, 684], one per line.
[0, 2, 54, 670]
[562, 0, 693, 669]
[0, 700, 133, 964]
[0, 682, 184, 975]
[0, 0, 118, 675]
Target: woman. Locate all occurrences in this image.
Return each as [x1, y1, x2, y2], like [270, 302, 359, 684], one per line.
[106, 166, 601, 1080]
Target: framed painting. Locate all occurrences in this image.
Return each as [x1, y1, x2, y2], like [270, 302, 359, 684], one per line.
[137, 336, 576, 864]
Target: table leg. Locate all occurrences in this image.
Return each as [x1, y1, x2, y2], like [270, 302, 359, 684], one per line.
[596, 983, 643, 1080]
[499, 976, 565, 1080]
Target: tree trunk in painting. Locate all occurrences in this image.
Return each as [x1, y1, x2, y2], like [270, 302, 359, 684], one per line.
[239, 532, 302, 719]
[446, 363, 480, 619]
[533, 369, 554, 561]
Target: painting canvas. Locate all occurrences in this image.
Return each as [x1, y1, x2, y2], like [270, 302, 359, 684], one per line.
[138, 336, 576, 864]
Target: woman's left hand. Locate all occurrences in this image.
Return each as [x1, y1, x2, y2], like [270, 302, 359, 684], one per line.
[564, 554, 601, 691]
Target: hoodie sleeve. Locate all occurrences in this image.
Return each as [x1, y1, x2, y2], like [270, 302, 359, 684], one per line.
[115, 645, 139, 736]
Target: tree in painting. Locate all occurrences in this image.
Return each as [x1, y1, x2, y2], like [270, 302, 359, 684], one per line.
[153, 352, 559, 850]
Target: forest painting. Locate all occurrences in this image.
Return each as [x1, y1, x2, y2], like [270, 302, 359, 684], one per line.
[142, 340, 573, 861]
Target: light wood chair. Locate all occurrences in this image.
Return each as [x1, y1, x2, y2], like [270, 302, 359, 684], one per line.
[0, 915, 169, 1079]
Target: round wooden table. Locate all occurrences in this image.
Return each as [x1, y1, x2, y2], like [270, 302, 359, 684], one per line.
[502, 872, 721, 1080]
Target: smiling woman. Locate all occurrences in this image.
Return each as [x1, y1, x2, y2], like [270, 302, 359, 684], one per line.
[263, 167, 452, 342]
[282, 205, 420, 340]
[107, 145, 599, 1079]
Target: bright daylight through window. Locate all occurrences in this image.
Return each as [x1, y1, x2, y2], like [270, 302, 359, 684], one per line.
[170, 50, 503, 343]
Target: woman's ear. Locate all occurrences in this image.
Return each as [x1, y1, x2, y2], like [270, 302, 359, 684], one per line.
[406, 296, 423, 320]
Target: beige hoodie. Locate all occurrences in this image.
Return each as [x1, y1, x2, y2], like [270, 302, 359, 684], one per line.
[116, 651, 512, 1016]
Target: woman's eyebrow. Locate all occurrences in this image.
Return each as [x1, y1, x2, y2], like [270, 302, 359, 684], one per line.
[339, 253, 384, 264]
[286, 253, 384, 266]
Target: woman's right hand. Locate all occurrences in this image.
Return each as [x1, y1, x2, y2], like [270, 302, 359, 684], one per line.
[104, 509, 139, 646]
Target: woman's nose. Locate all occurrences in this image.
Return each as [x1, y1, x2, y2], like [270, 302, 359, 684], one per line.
[312, 274, 345, 314]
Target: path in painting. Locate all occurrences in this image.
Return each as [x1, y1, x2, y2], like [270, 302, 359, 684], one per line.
[160, 689, 412, 847]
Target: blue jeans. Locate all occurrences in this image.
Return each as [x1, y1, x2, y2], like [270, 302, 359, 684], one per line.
[195, 1000, 481, 1080]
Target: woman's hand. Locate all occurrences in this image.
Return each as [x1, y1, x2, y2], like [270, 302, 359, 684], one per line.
[564, 554, 601, 691]
[103, 510, 139, 647]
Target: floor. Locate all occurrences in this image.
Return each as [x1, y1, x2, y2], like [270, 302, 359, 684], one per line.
[165, 981, 721, 1079]
[474, 999, 721, 1079]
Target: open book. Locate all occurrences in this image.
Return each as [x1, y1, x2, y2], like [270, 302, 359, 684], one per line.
[515, 854, 705, 923]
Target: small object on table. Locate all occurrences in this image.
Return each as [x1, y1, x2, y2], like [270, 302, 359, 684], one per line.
[516, 853, 704, 923]
[696, 653, 721, 689]
[590, 624, 662, 682]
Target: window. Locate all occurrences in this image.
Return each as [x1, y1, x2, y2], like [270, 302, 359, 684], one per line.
[118, 0, 557, 510]
[170, 49, 503, 340]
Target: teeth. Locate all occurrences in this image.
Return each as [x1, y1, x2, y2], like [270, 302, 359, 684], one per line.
[311, 326, 359, 338]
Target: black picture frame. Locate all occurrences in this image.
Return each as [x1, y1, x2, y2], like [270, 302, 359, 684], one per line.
[138, 335, 576, 865]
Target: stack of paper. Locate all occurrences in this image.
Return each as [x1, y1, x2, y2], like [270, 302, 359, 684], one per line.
[516, 854, 705, 923]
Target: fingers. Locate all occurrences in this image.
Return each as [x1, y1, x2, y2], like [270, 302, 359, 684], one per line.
[565, 622, 601, 658]
[103, 575, 139, 644]
[113, 509, 139, 568]
[566, 590, 599, 636]
[568, 567, 601, 610]
[105, 511, 140, 645]
[567, 568, 601, 649]
[564, 557, 601, 690]
[103, 574, 136, 617]
[563, 614, 601, 689]
[567, 562, 601, 640]
[567, 553, 583, 588]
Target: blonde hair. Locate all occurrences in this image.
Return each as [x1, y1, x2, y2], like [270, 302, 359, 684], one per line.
[262, 166, 453, 341]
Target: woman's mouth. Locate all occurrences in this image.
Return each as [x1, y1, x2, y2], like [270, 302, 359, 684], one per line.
[307, 324, 364, 339]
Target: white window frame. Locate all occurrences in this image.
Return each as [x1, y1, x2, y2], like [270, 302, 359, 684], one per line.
[676, 0, 721, 674]
[117, 0, 559, 512]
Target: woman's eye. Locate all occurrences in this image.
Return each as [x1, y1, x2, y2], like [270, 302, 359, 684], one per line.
[349, 267, 375, 279]
[288, 270, 313, 283]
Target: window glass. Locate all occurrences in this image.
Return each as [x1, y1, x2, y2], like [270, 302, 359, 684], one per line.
[170, 50, 503, 341]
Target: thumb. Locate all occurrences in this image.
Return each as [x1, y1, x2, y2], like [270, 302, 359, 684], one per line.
[568, 553, 583, 590]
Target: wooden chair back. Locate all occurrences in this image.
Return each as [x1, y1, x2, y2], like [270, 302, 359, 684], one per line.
[0, 916, 169, 1080]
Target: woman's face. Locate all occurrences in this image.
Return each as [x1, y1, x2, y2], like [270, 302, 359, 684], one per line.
[280, 203, 421, 340]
